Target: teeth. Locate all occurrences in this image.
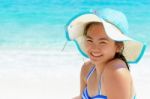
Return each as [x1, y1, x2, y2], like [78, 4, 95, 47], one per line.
[91, 52, 102, 57]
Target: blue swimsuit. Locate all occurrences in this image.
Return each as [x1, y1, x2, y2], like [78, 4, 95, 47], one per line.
[82, 66, 136, 99]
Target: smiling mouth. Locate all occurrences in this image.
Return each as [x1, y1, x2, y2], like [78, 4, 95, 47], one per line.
[91, 52, 103, 57]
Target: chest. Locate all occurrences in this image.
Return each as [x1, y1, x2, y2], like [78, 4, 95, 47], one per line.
[86, 71, 105, 97]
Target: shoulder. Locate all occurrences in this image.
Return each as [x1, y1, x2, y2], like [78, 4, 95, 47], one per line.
[102, 59, 132, 98]
[80, 61, 95, 82]
[104, 58, 129, 73]
[108, 58, 127, 68]
[103, 59, 131, 81]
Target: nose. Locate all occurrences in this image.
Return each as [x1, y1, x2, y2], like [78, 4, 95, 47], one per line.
[90, 43, 101, 52]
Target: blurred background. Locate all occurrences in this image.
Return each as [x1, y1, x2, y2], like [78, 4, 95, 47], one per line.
[0, 0, 149, 50]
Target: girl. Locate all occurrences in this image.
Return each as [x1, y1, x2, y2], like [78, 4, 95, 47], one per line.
[65, 8, 146, 99]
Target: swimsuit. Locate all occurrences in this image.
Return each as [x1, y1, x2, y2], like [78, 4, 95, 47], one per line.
[82, 66, 136, 99]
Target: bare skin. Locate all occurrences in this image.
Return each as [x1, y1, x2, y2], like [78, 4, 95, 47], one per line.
[73, 60, 135, 99]
[73, 23, 135, 99]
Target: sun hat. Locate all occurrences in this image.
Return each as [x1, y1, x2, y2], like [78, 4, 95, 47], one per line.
[65, 8, 146, 63]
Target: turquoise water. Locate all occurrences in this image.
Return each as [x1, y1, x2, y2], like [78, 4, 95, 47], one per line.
[0, 0, 149, 49]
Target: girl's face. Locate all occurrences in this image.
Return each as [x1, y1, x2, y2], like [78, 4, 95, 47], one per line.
[84, 23, 120, 64]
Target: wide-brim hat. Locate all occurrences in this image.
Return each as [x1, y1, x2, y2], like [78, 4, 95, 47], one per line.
[65, 8, 146, 63]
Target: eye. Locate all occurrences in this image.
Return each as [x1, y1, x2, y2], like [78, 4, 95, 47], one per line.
[86, 39, 93, 43]
[100, 41, 106, 43]
[99, 41, 107, 44]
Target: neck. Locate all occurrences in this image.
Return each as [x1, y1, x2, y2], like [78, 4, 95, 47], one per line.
[94, 62, 106, 80]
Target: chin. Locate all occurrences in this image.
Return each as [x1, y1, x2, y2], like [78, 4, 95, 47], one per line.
[90, 57, 103, 64]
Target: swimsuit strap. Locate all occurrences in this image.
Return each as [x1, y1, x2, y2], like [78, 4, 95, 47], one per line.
[86, 66, 96, 81]
[98, 78, 101, 95]
[86, 66, 102, 95]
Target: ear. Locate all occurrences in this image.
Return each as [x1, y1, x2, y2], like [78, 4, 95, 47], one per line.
[116, 42, 124, 53]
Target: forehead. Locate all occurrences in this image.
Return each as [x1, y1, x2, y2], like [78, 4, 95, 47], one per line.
[86, 23, 109, 39]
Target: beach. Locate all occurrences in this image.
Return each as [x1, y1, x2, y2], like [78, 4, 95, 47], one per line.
[0, 46, 149, 99]
[0, 46, 82, 99]
[0, 0, 149, 99]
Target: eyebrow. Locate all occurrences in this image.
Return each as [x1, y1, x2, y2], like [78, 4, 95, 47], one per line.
[86, 35, 109, 41]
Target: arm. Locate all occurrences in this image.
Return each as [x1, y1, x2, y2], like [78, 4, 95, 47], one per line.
[103, 59, 132, 99]
[73, 61, 92, 99]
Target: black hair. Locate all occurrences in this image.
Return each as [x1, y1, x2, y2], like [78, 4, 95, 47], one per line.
[114, 52, 130, 71]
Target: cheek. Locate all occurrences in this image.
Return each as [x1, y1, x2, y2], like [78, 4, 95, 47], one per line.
[84, 41, 92, 50]
[84, 43, 92, 54]
[103, 45, 117, 56]
[99, 43, 115, 51]
[84, 41, 89, 53]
